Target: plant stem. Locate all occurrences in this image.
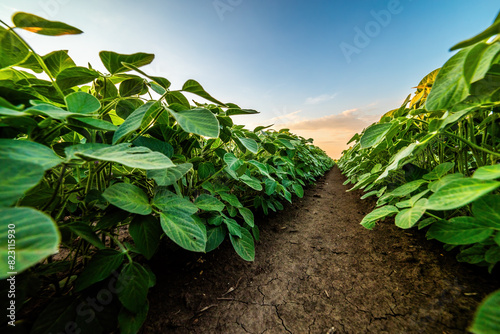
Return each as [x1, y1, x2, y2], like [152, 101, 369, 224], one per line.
[445, 131, 500, 158]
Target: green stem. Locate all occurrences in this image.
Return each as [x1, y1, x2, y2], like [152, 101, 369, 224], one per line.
[445, 131, 500, 158]
[42, 164, 67, 212]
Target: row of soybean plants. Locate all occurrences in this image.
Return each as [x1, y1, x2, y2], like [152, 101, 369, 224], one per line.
[0, 12, 334, 334]
[338, 10, 500, 334]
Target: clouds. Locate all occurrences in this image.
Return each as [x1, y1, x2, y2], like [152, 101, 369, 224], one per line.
[304, 93, 338, 105]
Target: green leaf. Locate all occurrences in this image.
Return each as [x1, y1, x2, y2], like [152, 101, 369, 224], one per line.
[425, 47, 471, 111]
[0, 159, 44, 207]
[68, 116, 118, 131]
[0, 207, 60, 279]
[74, 249, 124, 291]
[485, 246, 500, 264]
[129, 215, 162, 260]
[387, 179, 428, 198]
[229, 228, 255, 261]
[451, 14, 500, 50]
[0, 27, 30, 69]
[65, 91, 101, 114]
[464, 42, 500, 83]
[26, 103, 94, 120]
[167, 107, 220, 138]
[473, 165, 500, 180]
[237, 137, 259, 153]
[473, 195, 500, 229]
[181, 79, 225, 106]
[0, 139, 63, 170]
[66, 222, 105, 249]
[360, 123, 393, 149]
[120, 77, 145, 97]
[12, 12, 83, 36]
[103, 183, 152, 215]
[239, 174, 263, 191]
[275, 139, 294, 150]
[113, 101, 157, 144]
[133, 136, 173, 157]
[29, 297, 79, 334]
[206, 226, 226, 252]
[56, 66, 100, 90]
[219, 192, 243, 208]
[427, 217, 494, 245]
[238, 207, 254, 227]
[67, 143, 174, 170]
[457, 244, 487, 264]
[360, 205, 399, 230]
[376, 143, 420, 181]
[147, 163, 192, 186]
[117, 262, 150, 313]
[423, 162, 455, 180]
[224, 153, 244, 171]
[426, 179, 500, 211]
[428, 173, 464, 193]
[159, 211, 206, 252]
[469, 289, 500, 334]
[198, 162, 215, 179]
[224, 217, 242, 237]
[394, 199, 427, 229]
[194, 194, 225, 212]
[118, 302, 149, 334]
[99, 51, 154, 75]
[42, 50, 75, 77]
[166, 91, 190, 108]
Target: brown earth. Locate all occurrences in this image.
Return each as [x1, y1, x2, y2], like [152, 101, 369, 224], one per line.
[143, 166, 499, 334]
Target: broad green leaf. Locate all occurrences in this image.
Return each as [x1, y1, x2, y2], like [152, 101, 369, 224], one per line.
[29, 297, 80, 334]
[129, 215, 162, 260]
[133, 136, 173, 157]
[229, 228, 255, 261]
[118, 302, 149, 334]
[237, 137, 259, 153]
[387, 179, 428, 198]
[418, 217, 437, 230]
[485, 246, 500, 264]
[167, 107, 220, 138]
[423, 162, 455, 180]
[464, 42, 500, 83]
[0, 106, 29, 116]
[153, 190, 198, 214]
[451, 14, 500, 50]
[68, 143, 174, 170]
[239, 174, 263, 191]
[360, 123, 393, 149]
[473, 165, 500, 180]
[275, 139, 294, 150]
[159, 211, 206, 252]
[121, 61, 171, 89]
[469, 289, 500, 334]
[65, 91, 101, 114]
[117, 262, 150, 313]
[198, 162, 215, 179]
[0, 27, 30, 69]
[42, 50, 75, 77]
[248, 160, 273, 179]
[206, 226, 226, 252]
[394, 199, 427, 229]
[426, 179, 500, 211]
[425, 47, 471, 111]
[182, 79, 225, 106]
[219, 192, 243, 208]
[224, 153, 244, 171]
[428, 173, 464, 192]
[427, 217, 494, 245]
[0, 159, 44, 207]
[26, 103, 95, 120]
[69, 116, 118, 131]
[99, 51, 154, 75]
[147, 163, 192, 186]
[113, 101, 157, 144]
[119, 77, 145, 97]
[165, 91, 190, 108]
[0, 139, 62, 170]
[265, 179, 278, 196]
[376, 143, 419, 181]
[472, 195, 500, 228]
[225, 108, 259, 116]
[13, 12, 83, 36]
[0, 207, 60, 279]
[292, 183, 304, 198]
[65, 222, 105, 249]
[103, 183, 152, 215]
[56, 66, 100, 90]
[360, 205, 399, 230]
[194, 194, 225, 212]
[74, 249, 124, 291]
[238, 207, 255, 227]
[224, 217, 242, 237]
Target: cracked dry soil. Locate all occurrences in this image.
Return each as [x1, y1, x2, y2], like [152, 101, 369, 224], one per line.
[143, 167, 499, 334]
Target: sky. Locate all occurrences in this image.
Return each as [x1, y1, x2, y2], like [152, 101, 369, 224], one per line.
[1, 0, 499, 158]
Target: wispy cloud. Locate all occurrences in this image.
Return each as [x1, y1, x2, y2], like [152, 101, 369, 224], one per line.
[304, 93, 337, 105]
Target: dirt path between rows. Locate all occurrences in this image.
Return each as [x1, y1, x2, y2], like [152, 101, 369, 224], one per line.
[143, 167, 499, 334]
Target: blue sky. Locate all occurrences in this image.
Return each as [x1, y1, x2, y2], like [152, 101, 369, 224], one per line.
[2, 0, 499, 157]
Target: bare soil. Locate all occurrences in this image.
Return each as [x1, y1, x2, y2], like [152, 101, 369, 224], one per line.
[143, 166, 499, 334]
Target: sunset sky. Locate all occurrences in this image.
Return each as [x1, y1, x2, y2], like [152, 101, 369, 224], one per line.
[2, 0, 499, 157]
